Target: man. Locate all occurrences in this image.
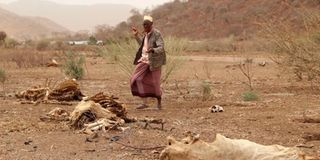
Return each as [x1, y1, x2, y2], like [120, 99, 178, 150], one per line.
[130, 15, 166, 110]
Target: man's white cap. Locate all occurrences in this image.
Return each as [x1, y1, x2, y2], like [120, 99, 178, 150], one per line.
[143, 15, 153, 22]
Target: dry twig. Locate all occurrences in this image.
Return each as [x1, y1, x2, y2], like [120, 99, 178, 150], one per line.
[113, 141, 165, 150]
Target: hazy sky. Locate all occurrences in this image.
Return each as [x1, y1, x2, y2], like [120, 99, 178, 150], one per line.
[0, 0, 173, 8]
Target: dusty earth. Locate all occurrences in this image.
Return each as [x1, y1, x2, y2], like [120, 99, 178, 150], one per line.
[0, 53, 319, 160]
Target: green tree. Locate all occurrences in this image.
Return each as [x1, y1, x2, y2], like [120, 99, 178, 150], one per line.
[88, 36, 97, 45]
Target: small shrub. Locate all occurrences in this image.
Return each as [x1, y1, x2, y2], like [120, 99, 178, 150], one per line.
[201, 80, 212, 101]
[88, 36, 97, 45]
[53, 40, 66, 50]
[4, 38, 19, 48]
[0, 31, 7, 45]
[312, 32, 320, 44]
[23, 39, 36, 48]
[162, 36, 187, 83]
[203, 61, 212, 79]
[102, 39, 136, 75]
[242, 91, 258, 101]
[0, 68, 6, 84]
[0, 68, 6, 99]
[62, 52, 85, 80]
[36, 40, 50, 51]
[238, 58, 254, 90]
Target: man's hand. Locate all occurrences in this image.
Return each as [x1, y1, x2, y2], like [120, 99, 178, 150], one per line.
[146, 48, 154, 53]
[131, 26, 138, 36]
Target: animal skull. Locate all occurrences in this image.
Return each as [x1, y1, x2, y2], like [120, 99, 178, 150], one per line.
[210, 105, 224, 113]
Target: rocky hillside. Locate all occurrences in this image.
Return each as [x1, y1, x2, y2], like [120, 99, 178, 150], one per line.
[148, 0, 320, 39]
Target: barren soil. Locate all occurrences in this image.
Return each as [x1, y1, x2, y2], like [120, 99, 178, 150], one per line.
[0, 54, 319, 160]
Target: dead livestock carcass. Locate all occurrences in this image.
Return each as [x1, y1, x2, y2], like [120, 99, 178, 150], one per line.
[160, 133, 318, 160]
[48, 79, 85, 101]
[46, 59, 59, 67]
[69, 101, 116, 129]
[16, 79, 85, 103]
[69, 100, 128, 134]
[88, 92, 135, 122]
[15, 86, 49, 102]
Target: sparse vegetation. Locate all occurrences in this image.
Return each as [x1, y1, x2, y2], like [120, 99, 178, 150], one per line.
[203, 61, 212, 79]
[0, 68, 6, 83]
[161, 36, 187, 83]
[186, 36, 236, 53]
[1, 1, 320, 159]
[4, 38, 19, 49]
[0, 49, 52, 68]
[238, 58, 254, 90]
[0, 31, 7, 45]
[36, 39, 50, 51]
[0, 68, 6, 99]
[62, 52, 86, 80]
[52, 40, 66, 51]
[262, 9, 320, 84]
[88, 36, 97, 45]
[102, 36, 187, 82]
[201, 80, 212, 101]
[242, 91, 258, 101]
[101, 38, 136, 75]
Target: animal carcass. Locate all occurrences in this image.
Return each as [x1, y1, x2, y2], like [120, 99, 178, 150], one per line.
[160, 133, 318, 160]
[69, 100, 116, 129]
[15, 79, 85, 102]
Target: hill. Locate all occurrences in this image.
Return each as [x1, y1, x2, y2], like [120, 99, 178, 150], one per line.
[1, 0, 135, 31]
[0, 7, 69, 39]
[147, 0, 320, 39]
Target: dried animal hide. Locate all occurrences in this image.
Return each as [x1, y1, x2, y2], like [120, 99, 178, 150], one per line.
[41, 102, 126, 133]
[160, 133, 318, 160]
[69, 101, 116, 129]
[15, 86, 49, 101]
[48, 79, 85, 101]
[88, 92, 128, 120]
[15, 79, 85, 102]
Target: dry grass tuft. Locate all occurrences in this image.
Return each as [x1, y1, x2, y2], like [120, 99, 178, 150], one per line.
[0, 49, 54, 68]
